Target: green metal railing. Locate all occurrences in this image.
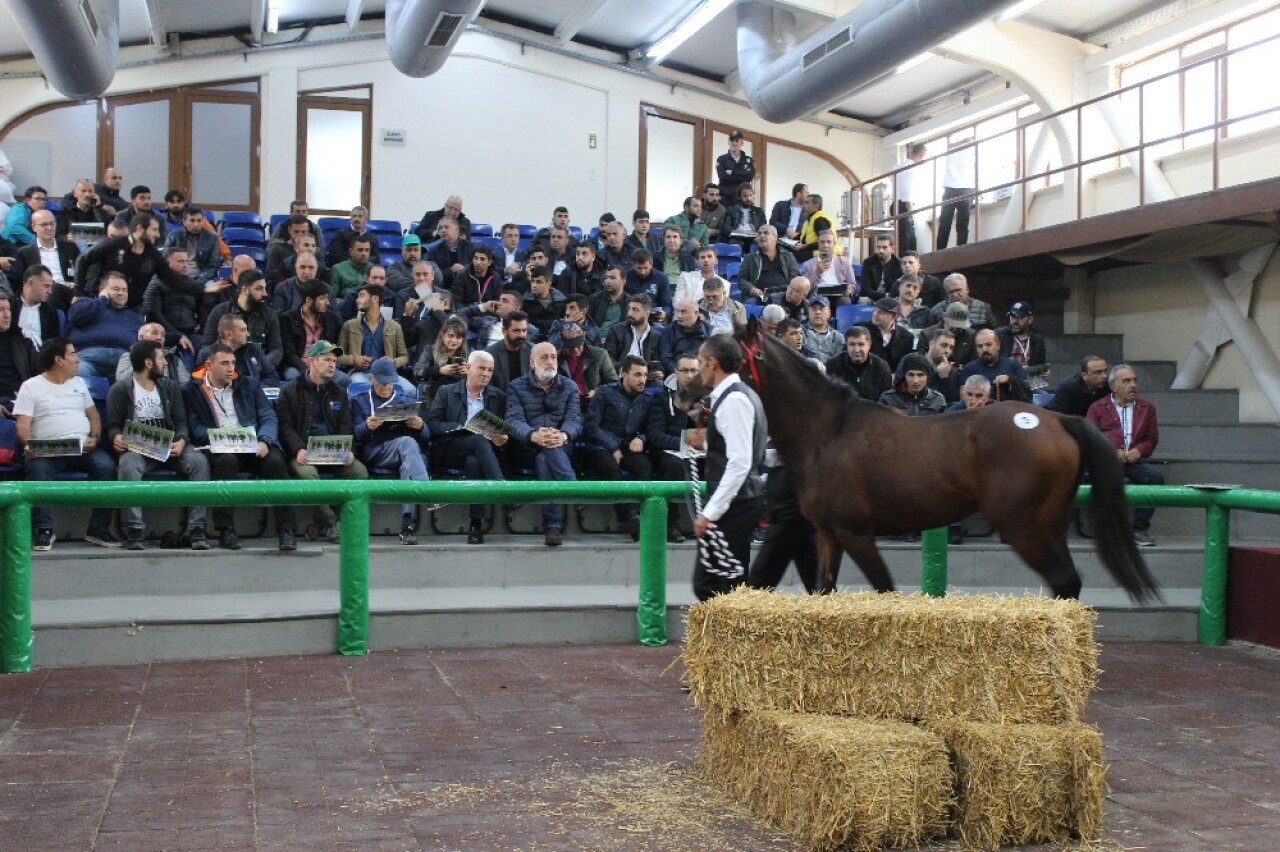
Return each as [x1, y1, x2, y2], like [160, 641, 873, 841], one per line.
[2, 481, 1278, 674]
[0, 480, 687, 674]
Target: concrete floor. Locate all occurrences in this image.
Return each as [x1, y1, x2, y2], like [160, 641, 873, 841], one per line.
[2, 641, 1279, 850]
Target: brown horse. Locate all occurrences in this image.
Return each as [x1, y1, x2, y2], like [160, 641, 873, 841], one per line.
[682, 322, 1160, 602]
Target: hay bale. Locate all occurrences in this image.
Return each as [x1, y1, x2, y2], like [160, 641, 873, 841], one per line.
[683, 588, 1097, 725]
[931, 720, 1105, 850]
[697, 709, 953, 852]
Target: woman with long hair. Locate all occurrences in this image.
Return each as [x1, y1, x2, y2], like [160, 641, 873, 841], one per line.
[414, 314, 469, 404]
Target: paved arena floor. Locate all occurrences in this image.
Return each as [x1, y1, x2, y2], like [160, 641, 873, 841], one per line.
[2, 641, 1278, 850]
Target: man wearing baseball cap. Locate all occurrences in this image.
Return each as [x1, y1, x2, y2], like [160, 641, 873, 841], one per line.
[996, 300, 1049, 388]
[351, 356, 430, 545]
[386, 233, 423, 292]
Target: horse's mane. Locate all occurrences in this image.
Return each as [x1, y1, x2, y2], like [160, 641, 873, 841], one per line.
[753, 331, 884, 412]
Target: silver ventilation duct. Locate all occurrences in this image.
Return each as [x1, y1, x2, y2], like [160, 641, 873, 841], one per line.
[8, 0, 120, 98]
[737, 0, 1010, 124]
[385, 0, 485, 77]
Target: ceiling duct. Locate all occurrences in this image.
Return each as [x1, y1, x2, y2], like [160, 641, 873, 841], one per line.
[737, 0, 1010, 124]
[8, 0, 121, 98]
[385, 0, 485, 77]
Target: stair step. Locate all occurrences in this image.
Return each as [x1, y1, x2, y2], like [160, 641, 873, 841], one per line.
[1044, 334, 1125, 363]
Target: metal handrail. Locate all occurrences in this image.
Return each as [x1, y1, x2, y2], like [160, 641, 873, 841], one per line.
[859, 30, 1280, 246]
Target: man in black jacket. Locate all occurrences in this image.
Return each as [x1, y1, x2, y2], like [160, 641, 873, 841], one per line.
[106, 339, 211, 550]
[9, 209, 79, 295]
[1045, 355, 1111, 417]
[824, 326, 893, 402]
[603, 293, 661, 371]
[414, 195, 470, 245]
[10, 264, 61, 351]
[586, 266, 629, 334]
[202, 269, 284, 368]
[425, 350, 508, 543]
[276, 340, 369, 542]
[858, 234, 903, 302]
[643, 352, 702, 543]
[279, 281, 343, 382]
[0, 299, 37, 413]
[579, 355, 651, 538]
[862, 297, 916, 373]
[76, 212, 209, 310]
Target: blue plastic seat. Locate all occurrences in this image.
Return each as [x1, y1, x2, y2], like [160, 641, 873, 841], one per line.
[376, 234, 403, 254]
[470, 223, 493, 239]
[835, 304, 874, 330]
[745, 304, 765, 319]
[317, 216, 348, 231]
[517, 224, 538, 239]
[724, 261, 740, 283]
[220, 211, 263, 231]
[233, 247, 267, 268]
[716, 243, 743, 262]
[367, 218, 403, 236]
[43, 199, 62, 213]
[222, 227, 266, 247]
[268, 213, 290, 234]
[568, 226, 583, 240]
[0, 419, 23, 479]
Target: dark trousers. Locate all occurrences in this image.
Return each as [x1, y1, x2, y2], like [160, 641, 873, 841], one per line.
[209, 447, 296, 533]
[578, 447, 650, 521]
[27, 448, 117, 533]
[749, 467, 824, 593]
[693, 495, 764, 602]
[937, 187, 973, 249]
[1124, 461, 1164, 531]
[892, 200, 916, 252]
[652, 451, 692, 530]
[431, 435, 505, 520]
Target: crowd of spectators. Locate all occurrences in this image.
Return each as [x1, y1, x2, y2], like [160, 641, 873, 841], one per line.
[0, 169, 1160, 551]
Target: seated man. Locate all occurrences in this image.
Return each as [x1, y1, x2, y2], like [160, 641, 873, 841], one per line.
[116, 322, 192, 386]
[957, 329, 1031, 403]
[804, 295, 843, 362]
[547, 293, 602, 349]
[824, 326, 893, 402]
[737, 225, 798, 305]
[141, 247, 207, 352]
[485, 310, 532, 392]
[598, 222, 632, 271]
[643, 352, 701, 542]
[184, 343, 297, 551]
[723, 184, 767, 250]
[656, 298, 710, 375]
[801, 230, 859, 306]
[426, 218, 470, 289]
[55, 178, 112, 238]
[269, 250, 335, 317]
[337, 284, 411, 389]
[663, 196, 708, 248]
[580, 354, 653, 539]
[106, 339, 212, 551]
[878, 352, 946, 416]
[1086, 363, 1162, 547]
[425, 350, 509, 544]
[1, 185, 46, 245]
[675, 245, 727, 304]
[202, 269, 284, 368]
[351, 357, 431, 545]
[624, 210, 663, 256]
[384, 233, 422, 293]
[66, 272, 142, 378]
[266, 214, 315, 286]
[775, 318, 820, 360]
[770, 276, 814, 323]
[277, 340, 370, 542]
[451, 244, 502, 307]
[658, 225, 697, 280]
[506, 341, 582, 546]
[13, 338, 119, 550]
[279, 280, 342, 383]
[521, 265, 566, 338]
[163, 207, 222, 282]
[12, 208, 79, 292]
[699, 276, 745, 335]
[1045, 355, 1110, 417]
[0, 298, 38, 414]
[557, 322, 617, 409]
[946, 374, 993, 412]
[330, 232, 376, 299]
[197, 314, 280, 387]
[414, 195, 469, 245]
[11, 263, 62, 350]
[864, 296, 916, 373]
[325, 205, 377, 268]
[604, 293, 660, 370]
[586, 265, 628, 333]
[556, 240, 606, 298]
[624, 250, 673, 323]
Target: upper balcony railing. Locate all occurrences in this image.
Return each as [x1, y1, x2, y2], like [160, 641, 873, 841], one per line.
[853, 30, 1280, 250]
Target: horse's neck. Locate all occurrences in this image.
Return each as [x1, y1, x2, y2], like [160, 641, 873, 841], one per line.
[759, 350, 840, 457]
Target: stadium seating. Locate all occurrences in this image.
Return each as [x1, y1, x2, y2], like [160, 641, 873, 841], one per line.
[835, 304, 874, 329]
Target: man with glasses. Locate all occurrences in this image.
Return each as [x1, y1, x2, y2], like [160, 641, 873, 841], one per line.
[10, 209, 79, 296]
[1, 186, 47, 246]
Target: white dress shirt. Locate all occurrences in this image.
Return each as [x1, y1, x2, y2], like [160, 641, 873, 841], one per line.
[702, 373, 754, 522]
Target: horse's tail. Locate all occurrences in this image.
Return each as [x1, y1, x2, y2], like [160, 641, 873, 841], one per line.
[1060, 415, 1162, 604]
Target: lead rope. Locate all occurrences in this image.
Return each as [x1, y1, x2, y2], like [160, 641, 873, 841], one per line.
[684, 409, 746, 581]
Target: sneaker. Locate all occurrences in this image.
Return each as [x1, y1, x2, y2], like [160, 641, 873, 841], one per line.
[85, 530, 123, 548]
[218, 528, 243, 550]
[467, 526, 484, 545]
[667, 527, 686, 544]
[622, 514, 640, 543]
[278, 529, 297, 552]
[189, 527, 210, 551]
[33, 529, 55, 552]
[324, 524, 340, 544]
[398, 524, 418, 546]
[125, 528, 146, 551]
[544, 527, 562, 547]
[1133, 529, 1155, 547]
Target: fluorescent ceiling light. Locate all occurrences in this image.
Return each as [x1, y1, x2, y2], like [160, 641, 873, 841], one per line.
[647, 0, 736, 63]
[895, 52, 932, 75]
[266, 0, 282, 34]
[997, 0, 1049, 23]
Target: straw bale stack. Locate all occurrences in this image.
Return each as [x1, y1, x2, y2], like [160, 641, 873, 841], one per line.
[684, 588, 1097, 724]
[930, 720, 1105, 850]
[698, 709, 954, 852]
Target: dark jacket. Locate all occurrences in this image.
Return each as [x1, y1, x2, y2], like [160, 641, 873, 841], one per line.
[350, 384, 428, 457]
[624, 269, 674, 315]
[957, 356, 1031, 403]
[276, 376, 354, 458]
[9, 239, 80, 289]
[1044, 373, 1108, 418]
[505, 374, 583, 444]
[604, 322, 661, 370]
[484, 340, 532, 392]
[325, 227, 380, 268]
[196, 341, 280, 386]
[716, 151, 756, 204]
[586, 289, 628, 331]
[7, 295, 59, 347]
[890, 272, 946, 308]
[995, 326, 1049, 375]
[451, 268, 503, 307]
[644, 384, 694, 453]
[859, 322, 916, 373]
[75, 235, 192, 309]
[426, 381, 507, 444]
[768, 199, 809, 235]
[878, 386, 947, 416]
[556, 259, 607, 298]
[202, 300, 284, 367]
[824, 352, 893, 402]
[55, 202, 111, 238]
[415, 209, 471, 245]
[722, 204, 767, 236]
[163, 227, 222, 282]
[584, 383, 647, 451]
[182, 374, 279, 448]
[522, 289, 566, 337]
[656, 320, 711, 374]
[557, 345, 618, 396]
[279, 308, 343, 376]
[0, 328, 38, 400]
[858, 254, 903, 301]
[106, 376, 190, 444]
[143, 273, 207, 338]
[737, 247, 800, 299]
[67, 297, 143, 350]
[269, 277, 337, 317]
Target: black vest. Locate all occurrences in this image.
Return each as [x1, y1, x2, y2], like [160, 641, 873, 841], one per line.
[704, 381, 766, 503]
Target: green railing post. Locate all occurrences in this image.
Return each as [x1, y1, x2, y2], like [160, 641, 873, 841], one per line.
[0, 501, 32, 673]
[636, 496, 668, 646]
[337, 495, 371, 656]
[920, 527, 948, 597]
[1199, 502, 1230, 646]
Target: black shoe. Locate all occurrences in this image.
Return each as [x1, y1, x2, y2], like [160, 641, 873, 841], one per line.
[467, 525, 484, 545]
[667, 527, 686, 544]
[125, 528, 146, 551]
[33, 529, 55, 552]
[323, 523, 340, 544]
[278, 529, 297, 551]
[622, 514, 640, 542]
[189, 527, 210, 551]
[948, 528, 963, 546]
[219, 528, 243, 550]
[544, 527, 562, 547]
[399, 523, 418, 546]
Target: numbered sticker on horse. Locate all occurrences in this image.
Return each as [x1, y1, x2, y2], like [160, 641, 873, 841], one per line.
[1013, 412, 1040, 430]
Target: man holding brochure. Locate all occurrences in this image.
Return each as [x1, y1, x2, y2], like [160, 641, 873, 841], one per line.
[350, 357, 430, 545]
[183, 342, 298, 551]
[277, 340, 369, 543]
[106, 339, 212, 550]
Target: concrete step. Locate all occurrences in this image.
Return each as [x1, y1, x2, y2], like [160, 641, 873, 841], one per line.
[1044, 360, 1178, 394]
[1143, 389, 1240, 424]
[1159, 423, 1280, 460]
[1044, 334, 1125, 363]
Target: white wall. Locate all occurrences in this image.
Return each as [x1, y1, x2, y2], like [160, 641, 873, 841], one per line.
[0, 27, 875, 228]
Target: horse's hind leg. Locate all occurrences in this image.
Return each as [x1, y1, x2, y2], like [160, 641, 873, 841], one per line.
[1002, 528, 1082, 599]
[836, 528, 897, 593]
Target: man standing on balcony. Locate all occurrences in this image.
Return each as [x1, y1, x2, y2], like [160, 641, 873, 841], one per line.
[893, 143, 926, 252]
[937, 138, 976, 249]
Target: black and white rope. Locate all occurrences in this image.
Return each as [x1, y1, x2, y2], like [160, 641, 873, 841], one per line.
[686, 453, 745, 580]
